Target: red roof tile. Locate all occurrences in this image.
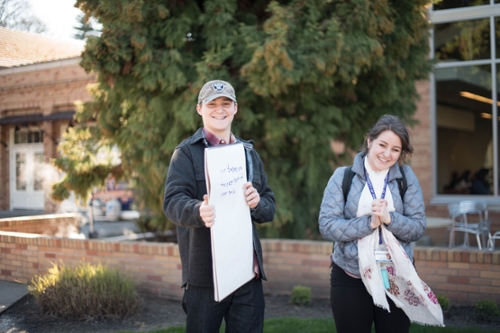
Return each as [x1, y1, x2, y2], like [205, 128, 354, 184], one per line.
[0, 27, 84, 68]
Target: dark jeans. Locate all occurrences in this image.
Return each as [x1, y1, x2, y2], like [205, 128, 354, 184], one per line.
[182, 278, 265, 333]
[330, 262, 410, 333]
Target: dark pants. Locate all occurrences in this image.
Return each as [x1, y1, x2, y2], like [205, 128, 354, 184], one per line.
[182, 278, 265, 333]
[330, 262, 410, 333]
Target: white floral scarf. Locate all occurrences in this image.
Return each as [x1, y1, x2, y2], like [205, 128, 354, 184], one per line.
[358, 225, 444, 327]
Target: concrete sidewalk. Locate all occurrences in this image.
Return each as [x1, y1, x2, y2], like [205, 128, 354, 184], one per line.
[0, 210, 141, 239]
[80, 220, 141, 238]
[0, 210, 46, 219]
[0, 211, 47, 315]
[0, 280, 28, 315]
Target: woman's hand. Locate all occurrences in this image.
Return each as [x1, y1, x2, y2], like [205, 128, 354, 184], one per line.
[372, 199, 391, 226]
[370, 215, 382, 229]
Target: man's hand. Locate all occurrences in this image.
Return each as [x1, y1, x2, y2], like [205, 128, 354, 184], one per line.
[200, 195, 215, 228]
[243, 182, 260, 209]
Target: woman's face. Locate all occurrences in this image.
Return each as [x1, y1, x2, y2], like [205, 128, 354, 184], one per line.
[366, 130, 402, 171]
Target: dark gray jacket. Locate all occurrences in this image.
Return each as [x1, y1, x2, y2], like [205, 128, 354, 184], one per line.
[319, 152, 426, 277]
[163, 128, 276, 288]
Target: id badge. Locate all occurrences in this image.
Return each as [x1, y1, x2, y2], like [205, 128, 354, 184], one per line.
[374, 250, 392, 263]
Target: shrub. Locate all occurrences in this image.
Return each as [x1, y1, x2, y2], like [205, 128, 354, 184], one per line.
[436, 294, 450, 312]
[290, 285, 312, 306]
[29, 261, 141, 319]
[474, 299, 500, 322]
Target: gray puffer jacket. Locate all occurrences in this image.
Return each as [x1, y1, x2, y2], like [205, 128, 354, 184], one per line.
[319, 152, 426, 277]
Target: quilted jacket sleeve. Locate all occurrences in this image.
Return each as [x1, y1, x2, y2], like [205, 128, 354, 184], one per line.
[385, 164, 426, 242]
[319, 167, 375, 242]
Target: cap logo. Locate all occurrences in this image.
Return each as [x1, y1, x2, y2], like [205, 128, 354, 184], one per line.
[213, 83, 224, 91]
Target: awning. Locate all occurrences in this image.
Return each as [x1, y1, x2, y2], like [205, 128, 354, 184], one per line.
[0, 111, 75, 125]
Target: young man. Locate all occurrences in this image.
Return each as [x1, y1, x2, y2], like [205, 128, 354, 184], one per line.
[163, 80, 276, 333]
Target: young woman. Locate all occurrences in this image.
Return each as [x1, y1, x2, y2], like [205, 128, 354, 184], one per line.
[319, 115, 428, 333]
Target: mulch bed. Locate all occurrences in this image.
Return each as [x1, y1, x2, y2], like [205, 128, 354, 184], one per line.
[1, 293, 499, 332]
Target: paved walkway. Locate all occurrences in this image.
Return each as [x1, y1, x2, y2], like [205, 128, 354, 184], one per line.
[80, 220, 141, 238]
[0, 210, 47, 219]
[0, 280, 28, 315]
[0, 211, 41, 313]
[0, 210, 141, 239]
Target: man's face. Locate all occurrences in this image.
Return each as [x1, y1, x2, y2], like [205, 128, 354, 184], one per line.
[196, 97, 237, 136]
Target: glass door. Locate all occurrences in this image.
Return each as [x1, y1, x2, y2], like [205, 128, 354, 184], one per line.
[9, 128, 45, 209]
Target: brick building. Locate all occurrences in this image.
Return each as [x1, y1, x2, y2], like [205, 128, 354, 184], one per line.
[0, 27, 95, 211]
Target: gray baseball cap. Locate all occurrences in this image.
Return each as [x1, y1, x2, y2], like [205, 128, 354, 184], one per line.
[198, 80, 237, 104]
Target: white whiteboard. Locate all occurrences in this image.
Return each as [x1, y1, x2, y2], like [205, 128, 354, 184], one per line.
[204, 143, 254, 301]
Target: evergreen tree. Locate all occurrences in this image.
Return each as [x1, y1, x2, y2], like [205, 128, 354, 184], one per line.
[53, 0, 433, 239]
[73, 13, 100, 40]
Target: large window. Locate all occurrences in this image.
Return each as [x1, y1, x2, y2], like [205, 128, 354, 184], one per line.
[431, 3, 500, 200]
[434, 18, 490, 61]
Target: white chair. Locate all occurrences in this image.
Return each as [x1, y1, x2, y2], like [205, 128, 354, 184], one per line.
[447, 201, 493, 250]
[490, 231, 500, 250]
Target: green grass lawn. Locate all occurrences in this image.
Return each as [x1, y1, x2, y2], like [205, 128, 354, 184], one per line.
[118, 317, 500, 333]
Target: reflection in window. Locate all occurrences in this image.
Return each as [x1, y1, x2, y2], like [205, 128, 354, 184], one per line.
[14, 131, 27, 144]
[14, 129, 44, 144]
[495, 17, 500, 59]
[434, 18, 490, 62]
[495, 68, 500, 195]
[34, 152, 44, 191]
[436, 66, 493, 195]
[434, 0, 489, 11]
[16, 153, 26, 190]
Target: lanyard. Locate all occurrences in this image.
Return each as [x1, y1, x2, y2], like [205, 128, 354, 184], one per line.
[364, 168, 389, 200]
[364, 167, 389, 244]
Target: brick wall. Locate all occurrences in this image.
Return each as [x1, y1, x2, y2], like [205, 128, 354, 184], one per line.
[0, 59, 94, 113]
[423, 225, 449, 247]
[262, 240, 331, 297]
[262, 239, 500, 306]
[0, 231, 184, 299]
[0, 214, 80, 236]
[0, 126, 9, 210]
[1, 216, 499, 306]
[416, 247, 500, 305]
[410, 80, 432, 208]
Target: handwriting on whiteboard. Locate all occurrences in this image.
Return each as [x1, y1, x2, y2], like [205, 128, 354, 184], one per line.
[219, 164, 245, 198]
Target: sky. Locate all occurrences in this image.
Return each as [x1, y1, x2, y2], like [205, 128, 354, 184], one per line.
[27, 0, 83, 41]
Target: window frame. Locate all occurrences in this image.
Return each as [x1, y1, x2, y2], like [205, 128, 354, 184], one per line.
[430, 2, 500, 204]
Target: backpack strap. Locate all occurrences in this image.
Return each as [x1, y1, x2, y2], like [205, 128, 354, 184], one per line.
[397, 166, 407, 199]
[342, 166, 355, 204]
[342, 164, 407, 204]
